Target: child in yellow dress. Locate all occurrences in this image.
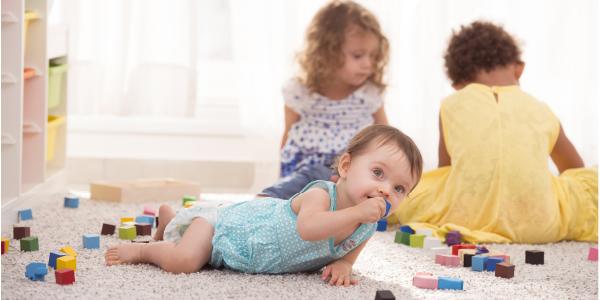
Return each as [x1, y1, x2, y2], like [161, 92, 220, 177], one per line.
[391, 21, 597, 243]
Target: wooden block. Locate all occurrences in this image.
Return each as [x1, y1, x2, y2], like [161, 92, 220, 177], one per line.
[25, 262, 47, 281]
[20, 236, 39, 252]
[472, 255, 488, 272]
[143, 206, 156, 216]
[182, 195, 197, 206]
[18, 208, 33, 221]
[495, 262, 515, 279]
[393, 231, 403, 244]
[119, 225, 137, 240]
[60, 246, 78, 257]
[13, 226, 30, 240]
[399, 225, 414, 234]
[1, 238, 9, 254]
[101, 223, 116, 235]
[458, 249, 477, 264]
[463, 253, 475, 267]
[444, 255, 460, 267]
[431, 246, 450, 258]
[83, 234, 100, 249]
[55, 269, 75, 285]
[435, 254, 445, 265]
[64, 196, 79, 208]
[423, 237, 443, 249]
[376, 219, 387, 232]
[452, 244, 476, 255]
[90, 178, 200, 203]
[485, 257, 504, 271]
[135, 223, 152, 236]
[412, 273, 438, 289]
[415, 228, 433, 236]
[445, 230, 461, 246]
[438, 276, 463, 290]
[48, 251, 66, 269]
[56, 256, 76, 271]
[588, 246, 598, 261]
[120, 217, 135, 224]
[525, 250, 544, 265]
[135, 215, 155, 225]
[374, 290, 395, 300]
[1, 240, 4, 254]
[409, 234, 425, 248]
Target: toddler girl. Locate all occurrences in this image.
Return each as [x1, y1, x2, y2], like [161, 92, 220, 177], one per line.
[261, 0, 390, 199]
[391, 21, 597, 244]
[106, 125, 423, 286]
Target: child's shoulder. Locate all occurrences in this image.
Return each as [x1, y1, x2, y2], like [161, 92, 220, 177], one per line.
[283, 77, 310, 97]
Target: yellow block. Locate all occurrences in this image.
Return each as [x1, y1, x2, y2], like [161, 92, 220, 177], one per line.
[121, 217, 134, 224]
[56, 256, 76, 271]
[60, 245, 77, 257]
[2, 238, 9, 250]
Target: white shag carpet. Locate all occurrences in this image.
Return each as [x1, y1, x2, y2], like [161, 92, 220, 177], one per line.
[1, 192, 598, 300]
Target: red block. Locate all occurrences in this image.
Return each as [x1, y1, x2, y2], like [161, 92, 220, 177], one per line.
[135, 223, 152, 236]
[55, 269, 75, 285]
[451, 244, 476, 256]
[13, 226, 31, 240]
[1, 242, 4, 254]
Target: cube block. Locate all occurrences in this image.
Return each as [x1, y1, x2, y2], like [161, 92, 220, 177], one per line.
[136, 215, 155, 226]
[472, 255, 488, 272]
[20, 236, 39, 252]
[18, 209, 33, 221]
[437, 276, 463, 290]
[25, 262, 47, 281]
[83, 234, 100, 249]
[409, 234, 425, 248]
[376, 219, 387, 232]
[423, 237, 443, 249]
[476, 245, 489, 255]
[458, 249, 477, 264]
[13, 226, 31, 240]
[101, 223, 116, 235]
[55, 269, 76, 285]
[48, 251, 66, 269]
[64, 196, 80, 208]
[399, 225, 414, 234]
[415, 228, 433, 236]
[525, 250, 544, 265]
[60, 245, 78, 257]
[143, 206, 156, 216]
[374, 290, 396, 300]
[120, 217, 134, 224]
[463, 253, 475, 267]
[56, 256, 76, 271]
[452, 244, 476, 256]
[1, 238, 9, 254]
[588, 246, 598, 261]
[445, 230, 462, 246]
[119, 225, 137, 240]
[412, 272, 438, 289]
[182, 195, 197, 206]
[135, 223, 152, 236]
[485, 257, 504, 271]
[495, 262, 515, 279]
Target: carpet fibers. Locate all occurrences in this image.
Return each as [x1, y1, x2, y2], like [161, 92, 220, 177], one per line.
[1, 192, 597, 299]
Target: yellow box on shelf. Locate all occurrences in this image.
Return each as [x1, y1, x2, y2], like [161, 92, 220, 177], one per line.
[48, 64, 68, 109]
[46, 115, 65, 161]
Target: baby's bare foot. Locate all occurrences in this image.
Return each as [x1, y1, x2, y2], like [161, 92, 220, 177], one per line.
[105, 243, 143, 266]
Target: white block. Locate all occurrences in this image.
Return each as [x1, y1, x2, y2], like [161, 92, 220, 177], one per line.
[424, 236, 443, 249]
[430, 246, 450, 258]
[415, 228, 433, 236]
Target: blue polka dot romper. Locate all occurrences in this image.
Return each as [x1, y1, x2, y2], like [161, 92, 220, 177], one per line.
[280, 78, 384, 177]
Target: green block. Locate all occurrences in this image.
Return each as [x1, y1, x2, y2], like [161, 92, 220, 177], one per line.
[182, 195, 196, 205]
[119, 226, 137, 240]
[394, 231, 403, 244]
[409, 234, 425, 248]
[396, 231, 410, 245]
[20, 236, 39, 251]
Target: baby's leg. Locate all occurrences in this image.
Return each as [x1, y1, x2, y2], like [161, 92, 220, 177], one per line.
[105, 217, 214, 274]
[153, 204, 176, 241]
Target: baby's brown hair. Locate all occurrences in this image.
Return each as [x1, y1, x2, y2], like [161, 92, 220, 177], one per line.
[444, 21, 523, 86]
[298, 0, 389, 93]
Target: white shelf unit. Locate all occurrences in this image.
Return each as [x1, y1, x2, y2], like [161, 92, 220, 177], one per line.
[1, 0, 68, 205]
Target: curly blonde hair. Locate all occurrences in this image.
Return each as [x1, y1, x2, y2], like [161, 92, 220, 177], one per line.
[298, 0, 389, 93]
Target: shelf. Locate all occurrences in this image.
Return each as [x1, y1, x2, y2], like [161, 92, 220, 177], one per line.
[23, 122, 42, 134]
[1, 12, 17, 23]
[1, 73, 16, 84]
[1, 133, 16, 145]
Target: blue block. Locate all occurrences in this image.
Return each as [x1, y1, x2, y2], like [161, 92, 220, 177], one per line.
[25, 262, 48, 281]
[136, 215, 155, 225]
[48, 251, 66, 269]
[472, 255, 488, 272]
[64, 196, 80, 208]
[438, 276, 463, 290]
[399, 225, 415, 234]
[18, 209, 33, 221]
[485, 257, 504, 272]
[376, 219, 387, 232]
[83, 234, 100, 249]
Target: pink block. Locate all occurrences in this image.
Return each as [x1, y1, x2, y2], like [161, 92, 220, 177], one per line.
[588, 246, 598, 261]
[443, 255, 460, 267]
[143, 206, 156, 216]
[413, 274, 438, 289]
[435, 254, 445, 264]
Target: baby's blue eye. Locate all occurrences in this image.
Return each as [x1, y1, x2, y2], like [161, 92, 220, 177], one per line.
[395, 186, 405, 194]
[373, 168, 383, 178]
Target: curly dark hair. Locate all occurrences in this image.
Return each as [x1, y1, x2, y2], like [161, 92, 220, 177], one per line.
[444, 21, 523, 86]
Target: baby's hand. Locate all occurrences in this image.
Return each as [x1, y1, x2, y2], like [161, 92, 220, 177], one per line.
[354, 197, 386, 224]
[321, 260, 357, 287]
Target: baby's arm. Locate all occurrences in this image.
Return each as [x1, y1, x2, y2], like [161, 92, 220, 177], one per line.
[372, 106, 389, 125]
[321, 240, 369, 286]
[281, 105, 300, 148]
[550, 124, 584, 173]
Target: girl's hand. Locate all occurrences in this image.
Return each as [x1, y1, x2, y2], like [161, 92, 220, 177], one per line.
[354, 197, 386, 224]
[321, 259, 358, 287]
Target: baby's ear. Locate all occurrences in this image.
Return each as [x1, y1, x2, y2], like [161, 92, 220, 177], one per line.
[337, 153, 352, 178]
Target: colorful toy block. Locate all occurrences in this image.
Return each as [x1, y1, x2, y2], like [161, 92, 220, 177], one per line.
[588, 246, 598, 261]
[435, 254, 445, 264]
[452, 244, 476, 256]
[13, 226, 30, 240]
[525, 250, 544, 265]
[485, 257, 504, 271]
[1, 238, 9, 254]
[83, 234, 100, 249]
[135, 223, 152, 236]
[375, 290, 396, 300]
[101, 223, 116, 235]
[423, 237, 443, 249]
[412, 272, 438, 289]
[119, 225, 137, 240]
[438, 276, 463, 290]
[25, 262, 47, 281]
[182, 195, 197, 206]
[394, 231, 411, 245]
[1, 241, 4, 255]
[18, 208, 33, 221]
[495, 262, 515, 279]
[445, 230, 462, 246]
[56, 256, 76, 271]
[409, 234, 425, 248]
[143, 206, 156, 216]
[120, 217, 134, 224]
[463, 253, 475, 267]
[20, 236, 39, 251]
[136, 215, 155, 225]
[415, 228, 433, 236]
[156, 216, 159, 227]
[436, 254, 460, 267]
[472, 255, 488, 272]
[399, 225, 415, 234]
[55, 269, 75, 285]
[48, 251, 66, 269]
[475, 245, 489, 255]
[64, 196, 80, 208]
[458, 248, 477, 264]
[60, 246, 78, 257]
[376, 219, 387, 232]
[431, 246, 450, 258]
[488, 252, 511, 264]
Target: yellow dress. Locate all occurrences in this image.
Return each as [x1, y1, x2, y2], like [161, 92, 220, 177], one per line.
[390, 83, 597, 243]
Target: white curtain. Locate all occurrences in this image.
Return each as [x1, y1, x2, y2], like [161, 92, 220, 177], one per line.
[52, 0, 598, 169]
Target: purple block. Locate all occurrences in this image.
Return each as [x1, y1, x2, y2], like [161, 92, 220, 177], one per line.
[445, 230, 462, 246]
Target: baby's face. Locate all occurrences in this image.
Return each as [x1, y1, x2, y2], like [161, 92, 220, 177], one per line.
[336, 25, 379, 87]
[342, 142, 417, 212]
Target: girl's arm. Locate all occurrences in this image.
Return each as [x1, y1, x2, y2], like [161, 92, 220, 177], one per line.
[550, 124, 584, 173]
[438, 113, 451, 167]
[281, 105, 300, 149]
[372, 106, 389, 125]
[321, 239, 369, 286]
